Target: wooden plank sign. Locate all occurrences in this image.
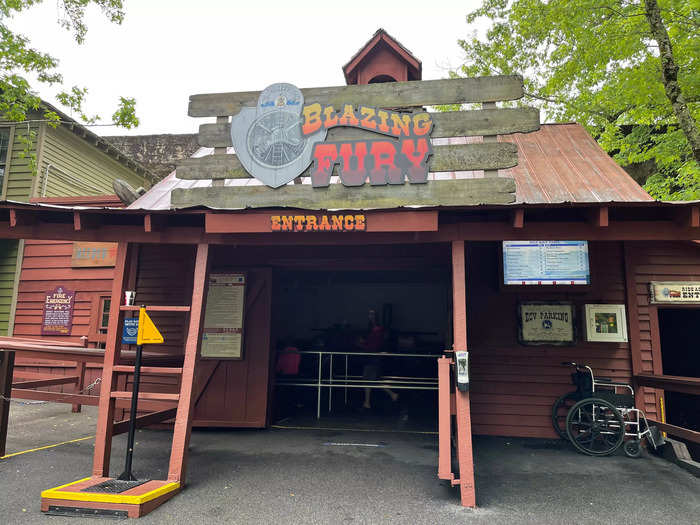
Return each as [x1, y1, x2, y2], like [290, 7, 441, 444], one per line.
[72, 242, 118, 267]
[518, 302, 575, 345]
[201, 273, 246, 359]
[649, 281, 700, 304]
[41, 286, 75, 336]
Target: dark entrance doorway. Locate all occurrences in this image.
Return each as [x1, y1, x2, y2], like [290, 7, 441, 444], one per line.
[658, 308, 700, 459]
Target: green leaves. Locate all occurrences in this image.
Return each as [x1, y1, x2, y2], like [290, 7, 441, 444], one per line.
[0, 1, 138, 130]
[455, 0, 699, 200]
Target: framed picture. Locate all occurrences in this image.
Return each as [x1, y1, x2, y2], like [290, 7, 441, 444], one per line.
[517, 302, 575, 346]
[584, 304, 628, 343]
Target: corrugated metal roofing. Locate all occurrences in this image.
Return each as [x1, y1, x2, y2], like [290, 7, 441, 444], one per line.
[128, 122, 653, 211]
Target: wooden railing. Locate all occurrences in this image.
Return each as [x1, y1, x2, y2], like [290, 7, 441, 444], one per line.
[635, 373, 700, 444]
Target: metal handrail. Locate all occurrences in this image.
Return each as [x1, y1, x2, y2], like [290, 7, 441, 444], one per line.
[275, 349, 441, 419]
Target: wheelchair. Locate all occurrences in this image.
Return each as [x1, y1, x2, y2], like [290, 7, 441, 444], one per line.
[552, 362, 663, 457]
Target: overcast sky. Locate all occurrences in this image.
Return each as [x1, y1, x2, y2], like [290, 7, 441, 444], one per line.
[9, 0, 484, 137]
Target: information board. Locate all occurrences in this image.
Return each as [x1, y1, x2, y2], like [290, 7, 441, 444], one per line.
[503, 241, 590, 285]
[518, 302, 575, 345]
[201, 273, 246, 359]
[41, 286, 75, 336]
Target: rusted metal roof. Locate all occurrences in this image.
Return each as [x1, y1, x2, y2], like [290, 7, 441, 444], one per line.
[128, 123, 652, 211]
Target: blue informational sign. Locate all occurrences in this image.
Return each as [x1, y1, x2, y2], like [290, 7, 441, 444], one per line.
[503, 241, 590, 285]
[122, 318, 139, 344]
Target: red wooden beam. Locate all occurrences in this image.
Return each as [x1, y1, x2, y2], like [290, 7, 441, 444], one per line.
[673, 205, 700, 228]
[587, 206, 609, 228]
[11, 389, 99, 405]
[451, 241, 476, 508]
[73, 211, 102, 231]
[92, 242, 132, 477]
[112, 408, 178, 436]
[168, 243, 209, 483]
[12, 376, 78, 388]
[144, 214, 167, 233]
[635, 373, 700, 396]
[511, 208, 524, 229]
[647, 419, 700, 444]
[9, 209, 37, 228]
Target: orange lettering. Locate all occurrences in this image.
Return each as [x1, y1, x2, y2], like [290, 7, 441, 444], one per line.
[323, 105, 338, 128]
[338, 104, 359, 127]
[354, 215, 366, 230]
[305, 215, 318, 231]
[391, 113, 411, 137]
[344, 215, 354, 231]
[319, 215, 331, 231]
[271, 215, 281, 231]
[359, 106, 377, 131]
[331, 215, 344, 230]
[302, 103, 322, 135]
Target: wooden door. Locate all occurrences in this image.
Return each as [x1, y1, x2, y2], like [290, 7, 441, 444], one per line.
[193, 268, 272, 427]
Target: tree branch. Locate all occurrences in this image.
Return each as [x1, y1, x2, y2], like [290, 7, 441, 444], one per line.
[644, 0, 700, 163]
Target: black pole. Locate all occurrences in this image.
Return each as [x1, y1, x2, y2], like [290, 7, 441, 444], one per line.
[119, 317, 144, 481]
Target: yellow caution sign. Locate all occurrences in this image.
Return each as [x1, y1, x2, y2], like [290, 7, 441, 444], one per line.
[137, 307, 164, 345]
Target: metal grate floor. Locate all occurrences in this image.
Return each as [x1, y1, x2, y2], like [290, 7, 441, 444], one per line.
[82, 479, 150, 494]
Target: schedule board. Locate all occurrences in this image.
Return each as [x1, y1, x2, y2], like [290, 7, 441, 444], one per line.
[503, 241, 590, 285]
[201, 273, 246, 359]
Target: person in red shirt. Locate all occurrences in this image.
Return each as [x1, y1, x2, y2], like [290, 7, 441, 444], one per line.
[360, 309, 399, 410]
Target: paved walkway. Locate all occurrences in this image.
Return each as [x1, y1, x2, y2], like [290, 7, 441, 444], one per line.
[1, 403, 698, 524]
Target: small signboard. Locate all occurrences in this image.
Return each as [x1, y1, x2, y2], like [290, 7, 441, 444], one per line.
[122, 318, 139, 345]
[518, 302, 575, 345]
[649, 281, 700, 304]
[41, 286, 75, 336]
[71, 242, 118, 267]
[201, 273, 246, 359]
[584, 304, 628, 343]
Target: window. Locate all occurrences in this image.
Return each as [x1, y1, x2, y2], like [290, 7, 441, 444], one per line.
[98, 297, 111, 334]
[0, 128, 10, 193]
[89, 295, 112, 348]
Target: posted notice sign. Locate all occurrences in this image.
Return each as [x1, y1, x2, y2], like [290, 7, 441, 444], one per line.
[518, 302, 575, 345]
[650, 281, 700, 304]
[41, 286, 75, 336]
[201, 273, 246, 359]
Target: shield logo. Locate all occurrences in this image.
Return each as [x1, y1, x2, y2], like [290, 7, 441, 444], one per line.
[231, 83, 327, 188]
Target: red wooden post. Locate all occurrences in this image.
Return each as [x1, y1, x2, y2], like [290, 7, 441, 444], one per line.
[437, 355, 452, 480]
[0, 350, 15, 457]
[92, 242, 134, 476]
[451, 240, 476, 507]
[168, 243, 209, 483]
[71, 361, 86, 413]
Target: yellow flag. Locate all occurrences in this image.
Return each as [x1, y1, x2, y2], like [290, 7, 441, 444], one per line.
[137, 307, 164, 345]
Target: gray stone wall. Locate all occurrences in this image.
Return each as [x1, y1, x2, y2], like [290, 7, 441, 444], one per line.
[104, 134, 199, 180]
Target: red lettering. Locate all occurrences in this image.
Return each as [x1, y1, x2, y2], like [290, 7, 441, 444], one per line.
[337, 141, 369, 186]
[400, 138, 432, 183]
[311, 143, 338, 187]
[368, 141, 400, 185]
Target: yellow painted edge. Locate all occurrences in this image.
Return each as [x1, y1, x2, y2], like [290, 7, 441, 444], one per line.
[42, 480, 180, 505]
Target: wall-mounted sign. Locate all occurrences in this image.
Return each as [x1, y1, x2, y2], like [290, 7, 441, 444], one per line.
[271, 214, 366, 232]
[201, 273, 246, 359]
[71, 242, 118, 268]
[122, 318, 139, 345]
[518, 302, 575, 345]
[230, 82, 433, 189]
[584, 304, 628, 343]
[649, 281, 700, 304]
[41, 286, 75, 336]
[503, 241, 590, 285]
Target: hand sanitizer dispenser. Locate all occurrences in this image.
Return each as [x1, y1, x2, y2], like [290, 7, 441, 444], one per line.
[455, 351, 469, 392]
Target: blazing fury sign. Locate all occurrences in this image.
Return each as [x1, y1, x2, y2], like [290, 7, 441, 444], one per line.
[231, 83, 433, 189]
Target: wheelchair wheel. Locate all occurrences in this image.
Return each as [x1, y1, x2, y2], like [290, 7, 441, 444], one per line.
[566, 397, 625, 456]
[623, 439, 642, 458]
[552, 392, 579, 440]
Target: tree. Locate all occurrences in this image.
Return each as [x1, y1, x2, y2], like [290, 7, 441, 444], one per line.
[455, 0, 699, 200]
[0, 0, 138, 129]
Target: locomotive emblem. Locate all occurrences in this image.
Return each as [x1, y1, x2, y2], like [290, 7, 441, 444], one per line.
[231, 83, 327, 188]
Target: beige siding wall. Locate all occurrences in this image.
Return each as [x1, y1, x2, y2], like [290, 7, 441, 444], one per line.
[38, 125, 146, 198]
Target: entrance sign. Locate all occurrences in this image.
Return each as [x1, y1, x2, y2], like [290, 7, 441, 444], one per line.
[518, 302, 575, 345]
[649, 281, 700, 304]
[201, 273, 246, 359]
[41, 286, 75, 336]
[230, 82, 434, 189]
[271, 214, 366, 232]
[71, 242, 118, 267]
[231, 83, 327, 188]
[503, 241, 590, 285]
